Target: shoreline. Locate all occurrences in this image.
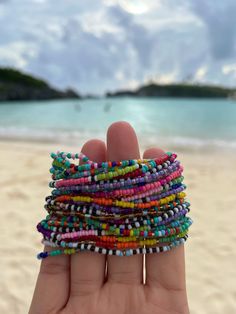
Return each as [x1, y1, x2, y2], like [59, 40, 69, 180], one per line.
[0, 136, 236, 154]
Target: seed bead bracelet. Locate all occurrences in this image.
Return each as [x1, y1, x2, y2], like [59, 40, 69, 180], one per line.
[39, 219, 192, 248]
[51, 172, 184, 199]
[42, 204, 190, 233]
[40, 215, 191, 240]
[50, 151, 176, 174]
[36, 151, 192, 259]
[45, 195, 187, 216]
[38, 237, 188, 258]
[45, 198, 189, 220]
[49, 158, 181, 190]
[50, 152, 177, 181]
[39, 216, 190, 239]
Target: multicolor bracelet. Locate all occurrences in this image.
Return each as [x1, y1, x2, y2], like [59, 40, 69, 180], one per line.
[36, 151, 192, 259]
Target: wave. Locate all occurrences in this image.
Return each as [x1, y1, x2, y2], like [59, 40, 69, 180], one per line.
[0, 126, 103, 146]
[0, 126, 236, 151]
[139, 134, 236, 152]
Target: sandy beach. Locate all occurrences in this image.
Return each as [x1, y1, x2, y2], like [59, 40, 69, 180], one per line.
[0, 139, 236, 314]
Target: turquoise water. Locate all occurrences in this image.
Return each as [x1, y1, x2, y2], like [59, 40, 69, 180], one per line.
[0, 97, 236, 150]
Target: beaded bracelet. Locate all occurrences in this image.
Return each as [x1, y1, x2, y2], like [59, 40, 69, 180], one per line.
[36, 151, 192, 259]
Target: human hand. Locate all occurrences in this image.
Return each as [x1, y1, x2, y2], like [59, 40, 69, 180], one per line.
[29, 121, 189, 314]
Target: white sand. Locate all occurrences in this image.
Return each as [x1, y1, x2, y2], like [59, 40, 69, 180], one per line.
[0, 140, 236, 313]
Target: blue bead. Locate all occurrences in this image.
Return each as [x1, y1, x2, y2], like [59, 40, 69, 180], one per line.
[38, 252, 45, 259]
[49, 167, 55, 174]
[65, 160, 70, 167]
[126, 250, 131, 256]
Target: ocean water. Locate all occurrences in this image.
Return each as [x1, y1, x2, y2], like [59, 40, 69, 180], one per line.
[0, 97, 236, 150]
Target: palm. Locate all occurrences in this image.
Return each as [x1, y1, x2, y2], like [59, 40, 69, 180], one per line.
[30, 122, 189, 314]
[62, 283, 188, 314]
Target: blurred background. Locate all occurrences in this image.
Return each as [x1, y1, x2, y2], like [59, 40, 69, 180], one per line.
[0, 1, 236, 313]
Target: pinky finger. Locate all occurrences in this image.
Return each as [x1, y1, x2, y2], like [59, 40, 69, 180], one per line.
[29, 241, 70, 311]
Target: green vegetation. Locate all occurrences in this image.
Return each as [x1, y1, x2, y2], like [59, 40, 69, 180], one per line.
[0, 67, 80, 101]
[1, 67, 236, 101]
[0, 68, 48, 88]
[106, 83, 236, 98]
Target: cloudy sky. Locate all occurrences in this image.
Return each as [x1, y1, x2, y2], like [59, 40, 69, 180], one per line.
[0, 0, 236, 94]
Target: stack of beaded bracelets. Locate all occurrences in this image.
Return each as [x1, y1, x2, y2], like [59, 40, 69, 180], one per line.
[36, 151, 192, 259]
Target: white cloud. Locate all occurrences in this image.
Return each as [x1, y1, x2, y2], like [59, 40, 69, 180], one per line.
[156, 72, 178, 84]
[104, 0, 161, 13]
[78, 10, 122, 37]
[125, 79, 140, 90]
[0, 41, 37, 68]
[117, 0, 155, 14]
[222, 64, 236, 75]
[194, 66, 208, 80]
[115, 70, 125, 81]
[0, 0, 235, 94]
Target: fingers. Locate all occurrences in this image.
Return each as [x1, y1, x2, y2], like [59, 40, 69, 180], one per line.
[106, 121, 143, 285]
[29, 249, 70, 313]
[143, 148, 187, 292]
[70, 139, 107, 297]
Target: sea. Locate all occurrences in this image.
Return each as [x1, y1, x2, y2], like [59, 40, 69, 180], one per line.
[0, 97, 236, 151]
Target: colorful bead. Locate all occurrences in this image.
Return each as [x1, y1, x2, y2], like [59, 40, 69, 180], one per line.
[36, 151, 192, 259]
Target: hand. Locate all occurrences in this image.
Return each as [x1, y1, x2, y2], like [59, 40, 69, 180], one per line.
[29, 121, 189, 314]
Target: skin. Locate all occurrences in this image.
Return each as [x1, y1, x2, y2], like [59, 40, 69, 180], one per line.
[29, 121, 189, 314]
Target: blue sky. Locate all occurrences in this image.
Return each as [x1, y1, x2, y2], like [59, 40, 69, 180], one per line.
[0, 0, 236, 94]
